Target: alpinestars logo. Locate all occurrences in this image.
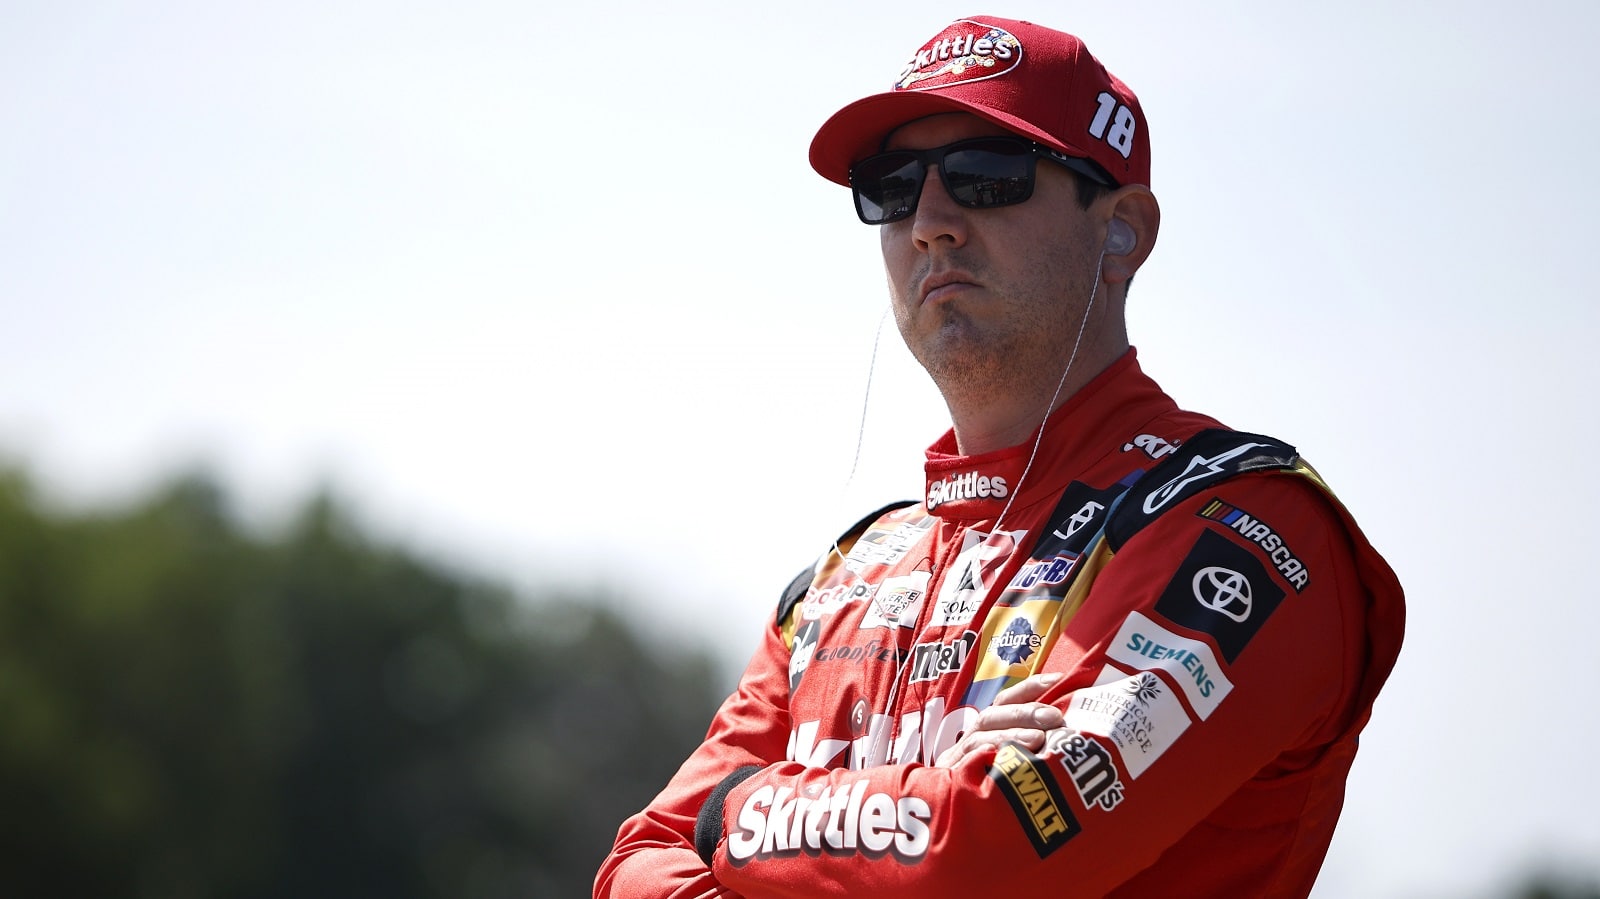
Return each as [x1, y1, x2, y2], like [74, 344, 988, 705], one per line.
[726, 779, 932, 864]
[1141, 442, 1266, 514]
[926, 471, 1008, 510]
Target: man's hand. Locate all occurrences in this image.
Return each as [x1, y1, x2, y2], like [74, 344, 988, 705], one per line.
[934, 673, 1066, 768]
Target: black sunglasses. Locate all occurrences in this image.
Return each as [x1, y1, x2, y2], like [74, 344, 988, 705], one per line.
[849, 136, 1117, 225]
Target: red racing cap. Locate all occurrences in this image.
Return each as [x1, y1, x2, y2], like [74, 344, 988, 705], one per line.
[809, 16, 1150, 189]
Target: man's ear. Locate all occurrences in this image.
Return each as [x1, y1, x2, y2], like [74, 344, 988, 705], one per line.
[1101, 185, 1160, 286]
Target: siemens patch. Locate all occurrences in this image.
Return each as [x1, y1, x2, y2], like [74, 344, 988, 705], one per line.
[989, 742, 1081, 857]
[1153, 530, 1286, 664]
[1108, 611, 1233, 720]
[1197, 498, 1311, 592]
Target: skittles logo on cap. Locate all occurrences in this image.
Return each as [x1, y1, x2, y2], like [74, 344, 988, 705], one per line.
[896, 21, 1022, 91]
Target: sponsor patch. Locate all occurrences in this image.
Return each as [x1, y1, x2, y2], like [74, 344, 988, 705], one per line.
[789, 620, 821, 693]
[1107, 611, 1233, 720]
[896, 20, 1023, 92]
[1045, 729, 1126, 812]
[1004, 554, 1079, 594]
[928, 563, 982, 626]
[846, 518, 933, 572]
[992, 617, 1043, 665]
[928, 528, 1023, 626]
[802, 581, 875, 621]
[851, 696, 978, 769]
[1053, 500, 1106, 543]
[963, 598, 1061, 707]
[807, 638, 907, 668]
[726, 778, 932, 864]
[789, 696, 979, 769]
[1029, 480, 1128, 559]
[961, 674, 1010, 711]
[1153, 530, 1287, 663]
[989, 742, 1081, 857]
[909, 630, 978, 683]
[787, 718, 850, 768]
[859, 572, 929, 630]
[1196, 497, 1311, 592]
[1122, 433, 1180, 460]
[926, 470, 1010, 510]
[1064, 667, 1193, 779]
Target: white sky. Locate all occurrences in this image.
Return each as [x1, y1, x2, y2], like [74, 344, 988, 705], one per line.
[3, 1, 1598, 895]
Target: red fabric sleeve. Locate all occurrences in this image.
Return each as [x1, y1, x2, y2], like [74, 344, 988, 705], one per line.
[697, 473, 1395, 897]
[594, 616, 795, 899]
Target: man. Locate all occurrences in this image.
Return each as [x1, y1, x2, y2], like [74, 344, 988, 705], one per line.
[596, 15, 1404, 898]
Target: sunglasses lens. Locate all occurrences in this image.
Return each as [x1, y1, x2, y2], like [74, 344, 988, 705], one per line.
[850, 139, 1040, 224]
[943, 143, 1034, 207]
[853, 153, 923, 224]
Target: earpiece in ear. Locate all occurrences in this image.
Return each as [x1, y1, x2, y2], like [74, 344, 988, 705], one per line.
[1105, 218, 1136, 255]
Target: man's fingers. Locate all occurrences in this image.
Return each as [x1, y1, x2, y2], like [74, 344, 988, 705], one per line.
[991, 672, 1064, 706]
[933, 704, 1068, 769]
[933, 675, 1069, 767]
[934, 727, 1051, 768]
[974, 702, 1064, 732]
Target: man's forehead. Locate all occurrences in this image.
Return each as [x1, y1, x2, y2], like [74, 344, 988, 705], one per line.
[881, 112, 1016, 151]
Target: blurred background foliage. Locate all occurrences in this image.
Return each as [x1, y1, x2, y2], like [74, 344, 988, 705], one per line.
[0, 464, 1594, 899]
[0, 467, 722, 898]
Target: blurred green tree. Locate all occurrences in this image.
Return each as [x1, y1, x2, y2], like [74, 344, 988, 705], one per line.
[0, 468, 724, 898]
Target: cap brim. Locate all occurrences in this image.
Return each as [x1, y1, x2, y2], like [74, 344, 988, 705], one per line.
[808, 90, 1093, 187]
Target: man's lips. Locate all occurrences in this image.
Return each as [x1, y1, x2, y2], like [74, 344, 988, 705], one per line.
[919, 271, 978, 305]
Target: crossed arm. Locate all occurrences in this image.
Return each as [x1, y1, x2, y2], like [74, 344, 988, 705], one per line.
[932, 674, 1064, 768]
[597, 478, 1386, 898]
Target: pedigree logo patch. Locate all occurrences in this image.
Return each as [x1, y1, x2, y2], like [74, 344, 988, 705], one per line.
[896, 20, 1022, 91]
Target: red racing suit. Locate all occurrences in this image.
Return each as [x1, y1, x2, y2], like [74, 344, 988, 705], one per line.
[595, 351, 1405, 898]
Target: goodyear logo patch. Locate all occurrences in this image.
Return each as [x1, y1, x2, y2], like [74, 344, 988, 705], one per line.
[989, 741, 1081, 857]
